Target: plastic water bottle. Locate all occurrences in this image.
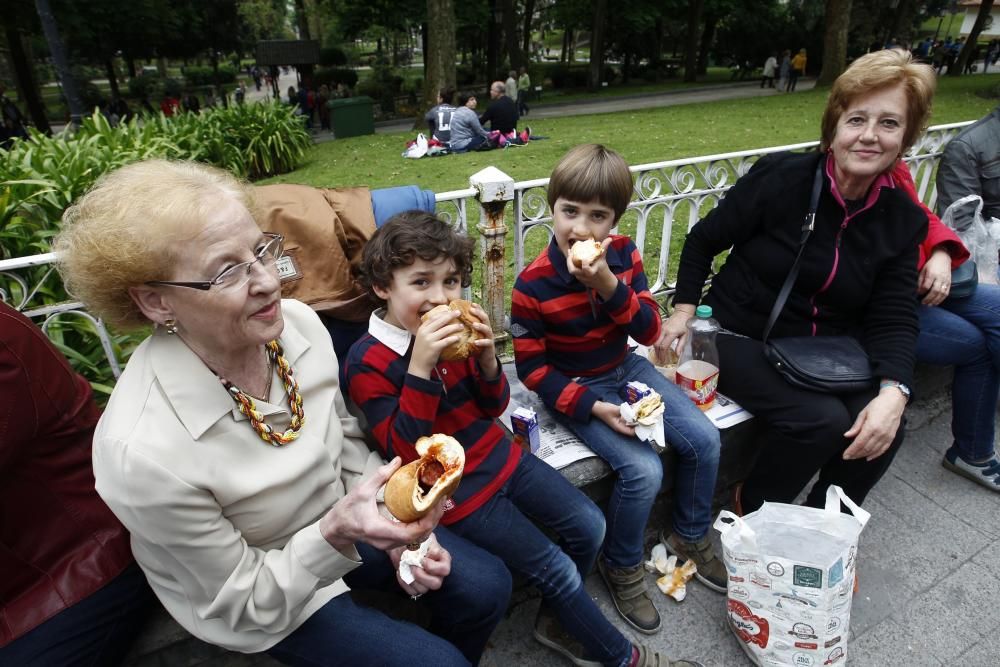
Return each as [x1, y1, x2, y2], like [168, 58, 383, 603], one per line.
[675, 305, 721, 411]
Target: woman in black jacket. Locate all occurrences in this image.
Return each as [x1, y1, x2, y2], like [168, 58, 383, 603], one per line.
[659, 49, 936, 513]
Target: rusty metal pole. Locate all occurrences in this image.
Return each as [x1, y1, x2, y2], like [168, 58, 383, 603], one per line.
[469, 166, 514, 353]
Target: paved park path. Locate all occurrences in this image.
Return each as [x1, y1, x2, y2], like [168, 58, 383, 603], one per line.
[483, 395, 1000, 667]
[247, 69, 818, 140]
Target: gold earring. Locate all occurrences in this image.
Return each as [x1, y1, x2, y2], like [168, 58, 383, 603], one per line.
[164, 318, 178, 335]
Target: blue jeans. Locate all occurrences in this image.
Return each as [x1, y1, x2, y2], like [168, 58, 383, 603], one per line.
[0, 562, 154, 666]
[268, 526, 511, 666]
[551, 352, 721, 562]
[448, 454, 632, 666]
[916, 283, 1000, 461]
[451, 135, 486, 153]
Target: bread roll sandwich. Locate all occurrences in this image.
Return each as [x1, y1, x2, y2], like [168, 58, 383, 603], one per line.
[421, 299, 485, 361]
[634, 391, 665, 426]
[570, 239, 605, 267]
[383, 434, 465, 523]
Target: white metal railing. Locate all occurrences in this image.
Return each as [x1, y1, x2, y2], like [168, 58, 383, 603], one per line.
[0, 121, 973, 378]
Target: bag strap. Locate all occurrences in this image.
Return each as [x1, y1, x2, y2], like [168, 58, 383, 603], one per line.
[762, 159, 826, 344]
[824, 485, 871, 528]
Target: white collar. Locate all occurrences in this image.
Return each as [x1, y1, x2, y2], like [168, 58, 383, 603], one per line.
[368, 308, 413, 357]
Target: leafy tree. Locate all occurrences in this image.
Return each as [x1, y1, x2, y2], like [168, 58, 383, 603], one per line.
[817, 0, 851, 85]
[588, 0, 607, 89]
[952, 0, 995, 76]
[2, 12, 51, 132]
[422, 0, 456, 115]
[237, 0, 292, 45]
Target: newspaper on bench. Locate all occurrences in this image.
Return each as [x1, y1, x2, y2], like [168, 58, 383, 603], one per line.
[500, 354, 752, 471]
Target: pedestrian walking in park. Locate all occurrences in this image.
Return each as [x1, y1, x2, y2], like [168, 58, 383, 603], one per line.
[787, 48, 806, 92]
[505, 70, 517, 101]
[778, 49, 791, 92]
[517, 66, 531, 116]
[761, 52, 778, 88]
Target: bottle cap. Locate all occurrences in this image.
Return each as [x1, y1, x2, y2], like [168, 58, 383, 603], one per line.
[695, 305, 713, 318]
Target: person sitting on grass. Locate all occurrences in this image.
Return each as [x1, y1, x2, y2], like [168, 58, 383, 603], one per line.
[511, 144, 727, 635]
[346, 211, 703, 667]
[448, 92, 489, 153]
[479, 81, 518, 135]
[425, 88, 457, 145]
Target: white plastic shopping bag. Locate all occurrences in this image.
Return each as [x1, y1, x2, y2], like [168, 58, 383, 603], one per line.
[402, 133, 429, 159]
[714, 486, 870, 667]
[942, 194, 1000, 285]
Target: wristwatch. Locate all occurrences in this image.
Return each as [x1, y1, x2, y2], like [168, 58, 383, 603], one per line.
[880, 379, 912, 402]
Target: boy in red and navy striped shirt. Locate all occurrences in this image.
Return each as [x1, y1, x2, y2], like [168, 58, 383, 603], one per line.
[511, 145, 726, 624]
[346, 211, 701, 667]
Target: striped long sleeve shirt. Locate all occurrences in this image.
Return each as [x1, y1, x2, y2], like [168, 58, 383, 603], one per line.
[511, 236, 661, 422]
[345, 311, 521, 524]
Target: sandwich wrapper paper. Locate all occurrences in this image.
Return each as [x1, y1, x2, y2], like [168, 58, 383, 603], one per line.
[380, 484, 430, 585]
[398, 538, 430, 584]
[644, 542, 698, 602]
[620, 396, 666, 452]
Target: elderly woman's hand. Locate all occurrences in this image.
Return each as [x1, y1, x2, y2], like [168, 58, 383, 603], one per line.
[842, 389, 907, 461]
[655, 305, 695, 361]
[388, 533, 452, 598]
[319, 458, 445, 555]
[918, 248, 952, 306]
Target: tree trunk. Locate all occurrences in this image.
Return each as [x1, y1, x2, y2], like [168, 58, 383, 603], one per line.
[561, 29, 568, 63]
[588, 0, 607, 90]
[4, 23, 50, 134]
[293, 0, 311, 40]
[652, 17, 664, 67]
[419, 0, 457, 129]
[951, 0, 994, 76]
[817, 0, 852, 86]
[501, 0, 518, 72]
[697, 14, 717, 75]
[34, 0, 84, 126]
[522, 0, 535, 58]
[682, 0, 704, 83]
[421, 22, 428, 77]
[487, 0, 499, 80]
[105, 58, 120, 99]
[125, 56, 136, 79]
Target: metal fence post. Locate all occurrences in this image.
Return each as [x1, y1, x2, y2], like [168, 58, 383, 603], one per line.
[469, 166, 514, 351]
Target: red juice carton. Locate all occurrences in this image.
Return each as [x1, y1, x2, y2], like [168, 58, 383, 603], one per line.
[625, 381, 653, 405]
[511, 407, 540, 453]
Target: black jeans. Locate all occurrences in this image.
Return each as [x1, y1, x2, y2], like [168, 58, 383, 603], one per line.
[0, 562, 154, 666]
[717, 335, 905, 513]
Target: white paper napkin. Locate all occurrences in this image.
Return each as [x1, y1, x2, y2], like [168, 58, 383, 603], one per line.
[620, 399, 667, 452]
[398, 539, 430, 585]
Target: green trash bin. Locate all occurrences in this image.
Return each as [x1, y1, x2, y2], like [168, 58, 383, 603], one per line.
[327, 96, 375, 138]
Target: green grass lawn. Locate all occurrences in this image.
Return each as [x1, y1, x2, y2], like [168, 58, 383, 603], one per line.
[258, 73, 998, 321]
[261, 73, 1000, 193]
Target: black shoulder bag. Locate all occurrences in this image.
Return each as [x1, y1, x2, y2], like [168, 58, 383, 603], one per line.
[762, 161, 874, 394]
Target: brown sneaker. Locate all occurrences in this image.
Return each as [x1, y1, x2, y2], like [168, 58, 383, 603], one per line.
[661, 530, 727, 594]
[532, 607, 601, 667]
[633, 643, 705, 667]
[597, 559, 661, 634]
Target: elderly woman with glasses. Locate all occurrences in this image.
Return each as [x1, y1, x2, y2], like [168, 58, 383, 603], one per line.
[54, 160, 510, 666]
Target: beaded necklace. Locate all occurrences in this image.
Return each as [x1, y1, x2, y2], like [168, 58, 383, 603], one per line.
[219, 340, 305, 446]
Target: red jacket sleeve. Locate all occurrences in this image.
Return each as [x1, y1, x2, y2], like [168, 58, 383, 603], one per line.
[892, 161, 970, 270]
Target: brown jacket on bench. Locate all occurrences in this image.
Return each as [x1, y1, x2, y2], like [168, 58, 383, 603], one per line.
[255, 184, 376, 323]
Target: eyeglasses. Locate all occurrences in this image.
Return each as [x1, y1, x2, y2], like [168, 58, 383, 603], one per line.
[146, 233, 284, 291]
